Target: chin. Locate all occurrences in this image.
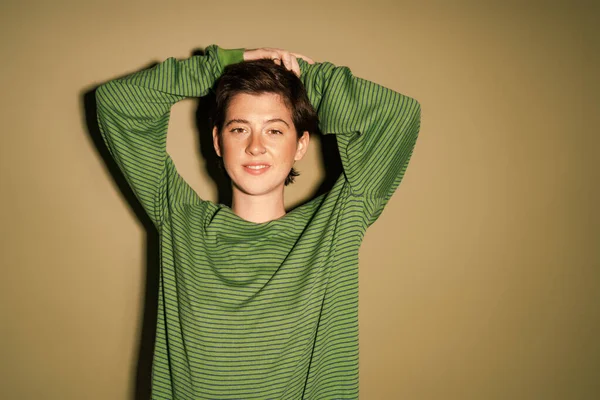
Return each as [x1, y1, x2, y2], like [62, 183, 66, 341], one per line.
[233, 180, 284, 197]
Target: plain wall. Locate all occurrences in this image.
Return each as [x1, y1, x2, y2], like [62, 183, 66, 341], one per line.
[1, 0, 598, 398]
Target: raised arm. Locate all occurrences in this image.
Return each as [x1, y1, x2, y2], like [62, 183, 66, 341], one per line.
[95, 45, 244, 227]
[299, 59, 421, 224]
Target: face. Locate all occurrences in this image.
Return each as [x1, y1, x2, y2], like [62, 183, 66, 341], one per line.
[213, 92, 310, 199]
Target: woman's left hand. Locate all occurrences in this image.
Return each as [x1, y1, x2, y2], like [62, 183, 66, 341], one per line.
[243, 47, 315, 77]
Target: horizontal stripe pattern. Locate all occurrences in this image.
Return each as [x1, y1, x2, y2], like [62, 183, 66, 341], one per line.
[96, 45, 420, 399]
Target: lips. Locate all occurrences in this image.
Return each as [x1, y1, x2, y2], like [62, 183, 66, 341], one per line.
[243, 163, 271, 175]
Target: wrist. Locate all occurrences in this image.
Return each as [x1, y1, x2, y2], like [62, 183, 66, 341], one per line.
[216, 47, 245, 68]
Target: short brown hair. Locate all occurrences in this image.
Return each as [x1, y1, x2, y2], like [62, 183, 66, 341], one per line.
[211, 59, 319, 185]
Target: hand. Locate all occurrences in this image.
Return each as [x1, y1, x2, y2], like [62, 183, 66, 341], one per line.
[243, 47, 315, 77]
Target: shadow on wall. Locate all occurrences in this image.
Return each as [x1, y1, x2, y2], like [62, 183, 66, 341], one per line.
[82, 84, 159, 400]
[80, 48, 342, 399]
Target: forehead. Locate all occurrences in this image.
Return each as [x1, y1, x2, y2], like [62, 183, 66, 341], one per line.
[226, 92, 293, 122]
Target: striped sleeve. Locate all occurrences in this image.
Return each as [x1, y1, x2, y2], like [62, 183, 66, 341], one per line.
[299, 60, 421, 224]
[95, 45, 244, 227]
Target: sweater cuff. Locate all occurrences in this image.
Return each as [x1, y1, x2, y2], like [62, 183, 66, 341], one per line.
[217, 47, 245, 68]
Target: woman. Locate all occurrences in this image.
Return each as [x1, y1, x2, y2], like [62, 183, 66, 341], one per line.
[96, 45, 421, 399]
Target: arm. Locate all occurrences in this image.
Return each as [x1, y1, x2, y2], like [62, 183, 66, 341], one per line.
[299, 59, 421, 224]
[95, 45, 244, 227]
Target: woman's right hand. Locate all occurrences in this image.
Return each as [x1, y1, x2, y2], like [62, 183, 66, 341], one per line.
[243, 47, 314, 77]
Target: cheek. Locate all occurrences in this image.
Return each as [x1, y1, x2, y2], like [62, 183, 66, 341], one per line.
[274, 139, 299, 161]
[219, 143, 239, 172]
[221, 138, 244, 158]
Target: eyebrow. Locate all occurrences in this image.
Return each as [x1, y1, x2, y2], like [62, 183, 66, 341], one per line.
[224, 118, 290, 128]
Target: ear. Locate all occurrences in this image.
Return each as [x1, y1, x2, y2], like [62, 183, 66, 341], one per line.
[294, 131, 310, 161]
[212, 126, 222, 157]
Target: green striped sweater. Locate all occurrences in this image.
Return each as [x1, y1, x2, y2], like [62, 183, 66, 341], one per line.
[96, 45, 421, 399]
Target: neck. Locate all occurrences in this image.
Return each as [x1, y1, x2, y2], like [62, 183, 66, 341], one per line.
[231, 186, 286, 224]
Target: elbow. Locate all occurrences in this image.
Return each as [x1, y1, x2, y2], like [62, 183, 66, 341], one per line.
[95, 80, 127, 113]
[409, 97, 421, 123]
[408, 97, 421, 137]
[95, 81, 113, 108]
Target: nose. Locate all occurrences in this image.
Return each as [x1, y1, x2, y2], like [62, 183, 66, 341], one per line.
[245, 132, 266, 155]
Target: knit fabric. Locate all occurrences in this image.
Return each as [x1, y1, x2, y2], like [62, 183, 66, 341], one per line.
[96, 45, 421, 399]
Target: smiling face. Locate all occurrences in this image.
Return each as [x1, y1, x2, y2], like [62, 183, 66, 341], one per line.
[213, 92, 310, 199]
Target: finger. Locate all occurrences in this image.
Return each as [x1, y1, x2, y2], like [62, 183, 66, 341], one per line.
[267, 49, 285, 66]
[267, 48, 283, 60]
[282, 52, 292, 71]
[244, 48, 277, 62]
[291, 52, 315, 64]
[291, 55, 301, 77]
[252, 48, 281, 63]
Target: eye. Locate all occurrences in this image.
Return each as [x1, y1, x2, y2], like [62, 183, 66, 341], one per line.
[230, 127, 246, 134]
[269, 129, 283, 135]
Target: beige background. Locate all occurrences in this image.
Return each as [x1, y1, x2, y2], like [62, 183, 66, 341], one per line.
[1, 0, 598, 399]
